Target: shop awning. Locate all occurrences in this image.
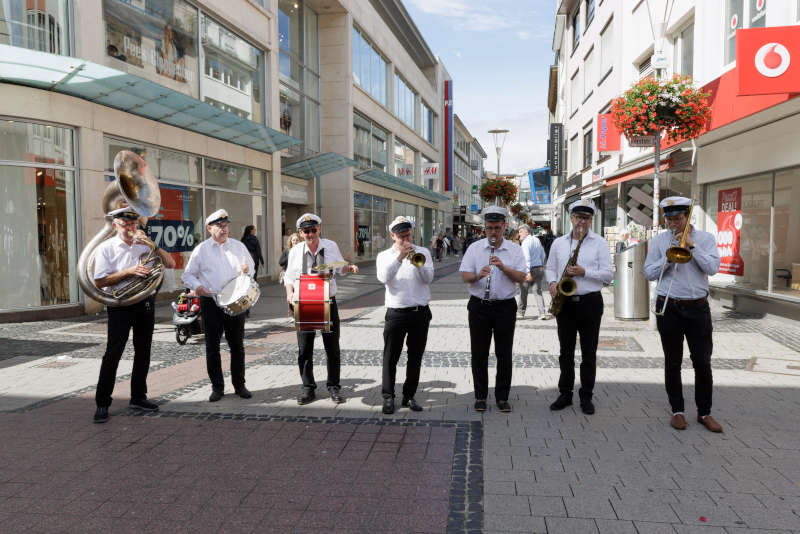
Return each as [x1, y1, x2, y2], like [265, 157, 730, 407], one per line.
[355, 168, 449, 204]
[282, 152, 358, 180]
[605, 158, 674, 187]
[0, 45, 302, 154]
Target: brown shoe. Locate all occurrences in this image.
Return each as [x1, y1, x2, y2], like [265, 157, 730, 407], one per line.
[697, 415, 723, 433]
[670, 413, 687, 430]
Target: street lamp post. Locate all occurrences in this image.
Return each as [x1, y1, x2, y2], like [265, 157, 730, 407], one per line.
[488, 129, 510, 177]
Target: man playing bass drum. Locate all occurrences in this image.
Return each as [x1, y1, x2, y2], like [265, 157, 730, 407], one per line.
[546, 199, 613, 415]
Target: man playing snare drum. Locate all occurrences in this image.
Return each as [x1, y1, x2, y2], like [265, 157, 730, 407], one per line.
[182, 209, 254, 402]
[284, 213, 358, 405]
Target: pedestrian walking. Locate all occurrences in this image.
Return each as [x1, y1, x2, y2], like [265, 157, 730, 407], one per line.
[376, 216, 434, 414]
[546, 200, 613, 415]
[460, 205, 527, 413]
[241, 225, 264, 279]
[644, 196, 723, 433]
[517, 224, 550, 320]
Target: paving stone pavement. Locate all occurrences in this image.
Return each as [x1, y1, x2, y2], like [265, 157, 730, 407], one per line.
[1, 258, 800, 533]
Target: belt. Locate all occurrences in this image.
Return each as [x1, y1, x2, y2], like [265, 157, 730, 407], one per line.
[657, 295, 707, 307]
[390, 304, 429, 312]
[568, 291, 600, 302]
[470, 296, 516, 306]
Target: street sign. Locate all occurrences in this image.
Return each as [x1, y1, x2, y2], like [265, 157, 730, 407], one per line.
[651, 53, 669, 70]
[628, 135, 658, 147]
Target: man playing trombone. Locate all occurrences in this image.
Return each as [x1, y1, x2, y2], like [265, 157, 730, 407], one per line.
[376, 216, 434, 414]
[546, 199, 613, 415]
[644, 196, 722, 432]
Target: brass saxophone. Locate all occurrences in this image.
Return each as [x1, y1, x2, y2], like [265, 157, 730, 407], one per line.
[549, 229, 586, 316]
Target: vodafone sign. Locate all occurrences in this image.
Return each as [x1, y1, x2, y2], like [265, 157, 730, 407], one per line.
[738, 26, 800, 96]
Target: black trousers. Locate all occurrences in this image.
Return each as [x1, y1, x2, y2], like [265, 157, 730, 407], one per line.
[382, 306, 432, 399]
[467, 296, 517, 402]
[95, 297, 155, 408]
[200, 296, 246, 392]
[555, 292, 603, 399]
[656, 298, 714, 416]
[297, 298, 341, 391]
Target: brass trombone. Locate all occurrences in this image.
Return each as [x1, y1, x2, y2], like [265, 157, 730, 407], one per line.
[653, 199, 695, 316]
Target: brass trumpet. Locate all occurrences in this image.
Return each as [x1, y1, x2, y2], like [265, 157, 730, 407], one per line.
[407, 250, 426, 268]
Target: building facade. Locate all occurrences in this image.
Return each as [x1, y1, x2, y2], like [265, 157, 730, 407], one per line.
[549, 0, 800, 316]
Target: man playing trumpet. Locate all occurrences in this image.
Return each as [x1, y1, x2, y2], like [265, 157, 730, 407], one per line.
[376, 216, 434, 414]
[644, 196, 722, 432]
[546, 199, 612, 415]
[92, 206, 175, 423]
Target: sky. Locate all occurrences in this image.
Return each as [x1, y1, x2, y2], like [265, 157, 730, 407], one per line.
[404, 0, 558, 178]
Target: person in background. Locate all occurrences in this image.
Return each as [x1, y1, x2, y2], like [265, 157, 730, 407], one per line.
[241, 225, 264, 280]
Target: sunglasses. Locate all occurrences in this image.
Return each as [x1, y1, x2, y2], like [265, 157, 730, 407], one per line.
[301, 227, 319, 234]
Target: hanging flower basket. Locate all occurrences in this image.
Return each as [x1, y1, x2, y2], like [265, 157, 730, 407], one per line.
[518, 212, 530, 225]
[610, 75, 712, 144]
[479, 177, 518, 205]
[509, 202, 523, 216]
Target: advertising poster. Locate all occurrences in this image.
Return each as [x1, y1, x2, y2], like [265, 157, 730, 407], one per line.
[716, 187, 744, 276]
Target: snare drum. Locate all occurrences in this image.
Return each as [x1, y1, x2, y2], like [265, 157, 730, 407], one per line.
[215, 274, 261, 316]
[292, 274, 331, 332]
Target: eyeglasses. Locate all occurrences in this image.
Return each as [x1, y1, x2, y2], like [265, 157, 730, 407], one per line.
[571, 215, 592, 222]
[301, 227, 319, 234]
[212, 222, 229, 228]
[485, 225, 504, 231]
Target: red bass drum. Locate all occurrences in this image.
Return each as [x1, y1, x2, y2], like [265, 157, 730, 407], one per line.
[292, 274, 331, 332]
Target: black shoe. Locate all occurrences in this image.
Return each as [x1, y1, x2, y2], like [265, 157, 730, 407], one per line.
[549, 393, 573, 411]
[93, 406, 109, 424]
[329, 388, 345, 404]
[382, 398, 395, 414]
[474, 399, 487, 412]
[580, 399, 595, 415]
[209, 390, 224, 402]
[129, 398, 159, 412]
[234, 387, 252, 399]
[496, 400, 512, 413]
[297, 390, 316, 405]
[402, 397, 423, 412]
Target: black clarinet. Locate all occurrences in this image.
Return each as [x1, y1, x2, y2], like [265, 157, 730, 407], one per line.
[483, 237, 497, 299]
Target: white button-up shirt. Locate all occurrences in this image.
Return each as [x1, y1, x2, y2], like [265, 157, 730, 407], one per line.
[546, 230, 613, 294]
[460, 237, 527, 300]
[284, 238, 347, 297]
[93, 235, 151, 292]
[520, 234, 546, 270]
[376, 245, 434, 308]
[643, 226, 720, 299]
[182, 237, 255, 294]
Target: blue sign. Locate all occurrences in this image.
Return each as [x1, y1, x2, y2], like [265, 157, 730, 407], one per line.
[146, 219, 195, 253]
[470, 204, 479, 213]
[528, 167, 552, 204]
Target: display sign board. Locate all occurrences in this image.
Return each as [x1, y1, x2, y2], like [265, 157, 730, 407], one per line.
[596, 113, 621, 152]
[716, 187, 744, 276]
[737, 25, 800, 96]
[628, 135, 658, 147]
[548, 123, 563, 176]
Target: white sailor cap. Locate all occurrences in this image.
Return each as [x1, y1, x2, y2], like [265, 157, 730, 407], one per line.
[109, 206, 139, 220]
[659, 196, 691, 216]
[388, 216, 414, 233]
[481, 205, 508, 222]
[205, 209, 229, 226]
[296, 213, 322, 229]
[568, 199, 596, 216]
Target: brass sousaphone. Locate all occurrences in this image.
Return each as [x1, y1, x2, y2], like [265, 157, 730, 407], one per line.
[77, 151, 164, 307]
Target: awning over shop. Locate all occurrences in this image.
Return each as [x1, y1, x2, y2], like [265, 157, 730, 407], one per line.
[605, 159, 674, 187]
[0, 45, 302, 154]
[282, 152, 358, 180]
[355, 168, 449, 204]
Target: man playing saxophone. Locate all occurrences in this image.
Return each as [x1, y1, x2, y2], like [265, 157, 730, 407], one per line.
[643, 196, 722, 432]
[460, 205, 527, 413]
[546, 199, 613, 415]
[92, 206, 176, 423]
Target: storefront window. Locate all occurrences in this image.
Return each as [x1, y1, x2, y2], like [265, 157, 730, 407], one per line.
[394, 201, 419, 243]
[0, 120, 77, 310]
[205, 189, 265, 254]
[204, 158, 253, 192]
[105, 138, 201, 185]
[148, 185, 203, 282]
[773, 168, 800, 297]
[1, 0, 69, 54]
[103, 0, 199, 97]
[354, 192, 372, 259]
[372, 195, 389, 254]
[201, 14, 264, 123]
[394, 139, 415, 181]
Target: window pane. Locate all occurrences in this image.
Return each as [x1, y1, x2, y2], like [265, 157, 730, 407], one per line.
[304, 7, 319, 72]
[360, 35, 370, 91]
[0, 120, 73, 164]
[147, 184, 203, 289]
[749, 0, 766, 28]
[584, 49, 594, 97]
[583, 130, 592, 168]
[1, 0, 69, 54]
[774, 168, 800, 297]
[204, 159, 252, 192]
[278, 0, 301, 55]
[305, 99, 320, 152]
[681, 24, 694, 77]
[280, 85, 301, 139]
[600, 21, 613, 75]
[725, 0, 743, 65]
[204, 189, 263, 253]
[278, 51, 301, 87]
[103, 0, 199, 98]
[352, 27, 360, 86]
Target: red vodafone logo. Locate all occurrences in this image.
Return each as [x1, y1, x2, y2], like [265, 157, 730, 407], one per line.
[755, 43, 790, 78]
[730, 14, 738, 30]
[756, 0, 765, 10]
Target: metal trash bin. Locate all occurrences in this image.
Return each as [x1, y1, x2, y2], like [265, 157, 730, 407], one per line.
[614, 242, 650, 320]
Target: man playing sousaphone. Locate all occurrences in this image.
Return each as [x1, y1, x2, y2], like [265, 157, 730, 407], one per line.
[644, 196, 722, 432]
[92, 206, 176, 423]
[182, 209, 255, 402]
[284, 213, 359, 405]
